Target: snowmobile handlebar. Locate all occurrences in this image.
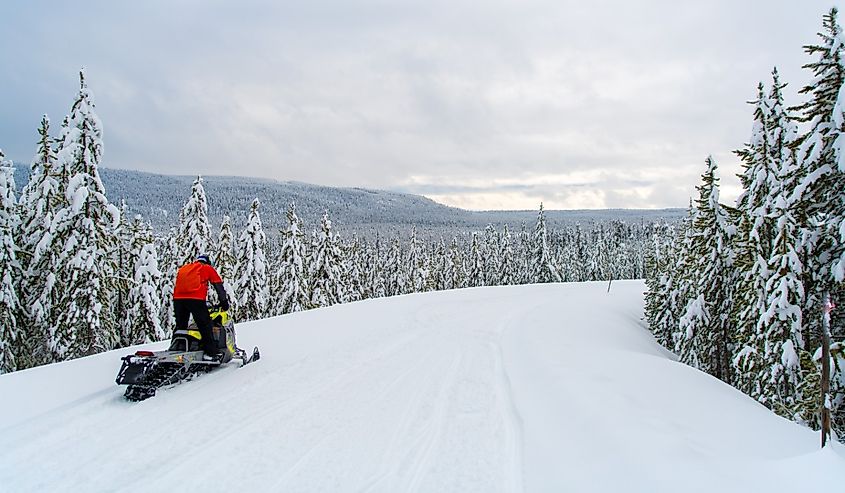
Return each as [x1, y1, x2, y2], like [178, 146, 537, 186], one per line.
[205, 302, 229, 313]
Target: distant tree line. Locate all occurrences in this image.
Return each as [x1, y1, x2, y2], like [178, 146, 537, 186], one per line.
[9, 165, 683, 243]
[0, 70, 658, 375]
[644, 9, 845, 445]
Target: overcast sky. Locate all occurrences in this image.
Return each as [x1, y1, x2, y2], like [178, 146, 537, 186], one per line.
[1, 1, 841, 210]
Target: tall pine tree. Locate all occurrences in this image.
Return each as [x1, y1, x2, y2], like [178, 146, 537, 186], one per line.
[50, 70, 121, 359]
[732, 80, 779, 395]
[271, 203, 310, 315]
[157, 229, 179, 335]
[499, 225, 516, 286]
[233, 198, 269, 321]
[677, 157, 735, 383]
[124, 216, 165, 344]
[466, 232, 485, 287]
[530, 204, 561, 283]
[0, 152, 21, 373]
[644, 223, 680, 349]
[17, 116, 65, 368]
[214, 215, 237, 304]
[309, 211, 347, 308]
[177, 176, 213, 265]
[483, 224, 501, 286]
[792, 7, 845, 331]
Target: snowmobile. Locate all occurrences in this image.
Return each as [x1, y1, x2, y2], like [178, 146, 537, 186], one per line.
[115, 305, 260, 401]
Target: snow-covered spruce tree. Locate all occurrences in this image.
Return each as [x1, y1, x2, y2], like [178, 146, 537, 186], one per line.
[776, 72, 845, 436]
[605, 223, 624, 280]
[368, 235, 387, 299]
[575, 234, 590, 281]
[608, 224, 626, 280]
[740, 70, 815, 420]
[562, 231, 575, 282]
[597, 226, 614, 281]
[644, 223, 681, 349]
[357, 235, 375, 299]
[113, 201, 134, 343]
[466, 232, 485, 288]
[555, 230, 574, 283]
[530, 204, 561, 284]
[19, 115, 62, 266]
[271, 203, 310, 315]
[383, 237, 405, 297]
[351, 238, 371, 300]
[585, 229, 601, 281]
[449, 236, 466, 289]
[406, 226, 429, 293]
[759, 169, 809, 421]
[430, 238, 449, 291]
[51, 70, 122, 359]
[792, 7, 845, 337]
[677, 157, 735, 383]
[499, 225, 516, 286]
[214, 215, 237, 304]
[0, 153, 21, 373]
[515, 223, 530, 284]
[668, 201, 699, 353]
[17, 115, 66, 368]
[483, 224, 501, 287]
[731, 80, 779, 396]
[344, 236, 365, 302]
[432, 238, 450, 291]
[124, 215, 165, 344]
[233, 198, 269, 321]
[176, 176, 213, 265]
[591, 226, 613, 281]
[562, 231, 575, 273]
[309, 211, 347, 308]
[790, 10, 845, 435]
[156, 229, 179, 334]
[583, 225, 599, 282]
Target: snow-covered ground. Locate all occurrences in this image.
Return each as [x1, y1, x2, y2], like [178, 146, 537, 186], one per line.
[1, 281, 842, 492]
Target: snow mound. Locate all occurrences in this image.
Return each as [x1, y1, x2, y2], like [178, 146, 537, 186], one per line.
[0, 280, 842, 492]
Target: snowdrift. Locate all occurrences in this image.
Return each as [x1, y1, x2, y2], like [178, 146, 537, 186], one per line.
[1, 280, 842, 492]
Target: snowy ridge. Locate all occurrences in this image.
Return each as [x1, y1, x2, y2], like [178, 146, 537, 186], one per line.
[10, 164, 685, 237]
[1, 281, 842, 492]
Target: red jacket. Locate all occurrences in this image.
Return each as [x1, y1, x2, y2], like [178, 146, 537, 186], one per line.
[173, 261, 223, 300]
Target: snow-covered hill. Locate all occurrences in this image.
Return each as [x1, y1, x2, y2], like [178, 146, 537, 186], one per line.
[11, 164, 685, 237]
[1, 281, 842, 492]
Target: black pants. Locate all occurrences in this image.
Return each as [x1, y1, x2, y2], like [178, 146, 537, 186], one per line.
[173, 298, 219, 355]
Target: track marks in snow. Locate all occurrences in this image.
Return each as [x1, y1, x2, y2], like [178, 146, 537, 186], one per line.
[383, 299, 527, 493]
[5, 282, 841, 492]
[267, 328, 464, 491]
[0, 290, 536, 492]
[245, 298, 530, 492]
[493, 338, 526, 493]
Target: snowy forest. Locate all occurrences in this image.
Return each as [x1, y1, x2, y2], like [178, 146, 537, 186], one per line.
[4, 8, 845, 451]
[0, 71, 657, 377]
[7, 166, 683, 240]
[644, 9, 845, 444]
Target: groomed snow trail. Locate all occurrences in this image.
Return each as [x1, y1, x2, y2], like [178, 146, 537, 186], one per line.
[0, 281, 842, 492]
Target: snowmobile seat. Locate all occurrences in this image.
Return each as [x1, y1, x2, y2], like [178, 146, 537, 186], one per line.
[169, 329, 203, 352]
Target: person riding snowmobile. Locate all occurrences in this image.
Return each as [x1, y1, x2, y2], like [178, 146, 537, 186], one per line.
[173, 254, 230, 361]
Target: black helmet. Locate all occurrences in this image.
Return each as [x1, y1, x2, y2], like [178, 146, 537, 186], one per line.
[196, 254, 212, 265]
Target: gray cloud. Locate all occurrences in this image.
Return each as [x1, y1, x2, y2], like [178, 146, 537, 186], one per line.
[1, 0, 839, 209]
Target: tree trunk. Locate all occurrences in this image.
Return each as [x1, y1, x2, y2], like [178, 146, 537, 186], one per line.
[821, 290, 832, 448]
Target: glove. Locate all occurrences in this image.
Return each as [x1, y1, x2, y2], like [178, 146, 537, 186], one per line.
[212, 283, 229, 311]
